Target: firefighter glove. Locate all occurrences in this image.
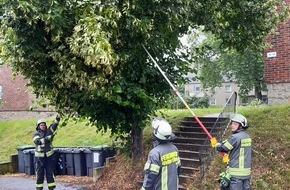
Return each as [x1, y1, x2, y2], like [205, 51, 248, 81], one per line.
[219, 172, 231, 187]
[55, 114, 61, 122]
[45, 135, 53, 141]
[215, 142, 222, 150]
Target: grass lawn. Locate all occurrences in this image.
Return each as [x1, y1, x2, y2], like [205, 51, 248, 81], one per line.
[0, 117, 112, 162]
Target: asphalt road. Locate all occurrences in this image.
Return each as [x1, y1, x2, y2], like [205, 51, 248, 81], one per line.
[0, 176, 85, 190]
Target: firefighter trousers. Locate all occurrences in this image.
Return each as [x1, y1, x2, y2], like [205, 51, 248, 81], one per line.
[221, 177, 250, 190]
[35, 155, 56, 190]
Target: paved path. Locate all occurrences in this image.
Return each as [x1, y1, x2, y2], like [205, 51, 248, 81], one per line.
[0, 176, 85, 190]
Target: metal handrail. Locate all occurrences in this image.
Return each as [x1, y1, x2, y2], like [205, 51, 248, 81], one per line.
[198, 91, 237, 179]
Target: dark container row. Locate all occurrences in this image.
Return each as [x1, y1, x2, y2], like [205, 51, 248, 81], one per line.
[16, 145, 115, 177]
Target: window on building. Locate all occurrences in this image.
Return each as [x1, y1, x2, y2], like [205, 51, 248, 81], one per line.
[0, 85, 2, 99]
[195, 86, 200, 92]
[225, 84, 232, 93]
[210, 98, 216, 105]
[262, 96, 268, 104]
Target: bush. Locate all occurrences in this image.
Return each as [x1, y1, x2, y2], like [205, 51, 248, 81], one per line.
[164, 95, 209, 109]
[249, 98, 263, 107]
[188, 96, 210, 108]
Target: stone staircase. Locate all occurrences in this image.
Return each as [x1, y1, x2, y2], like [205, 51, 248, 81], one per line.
[173, 116, 227, 189]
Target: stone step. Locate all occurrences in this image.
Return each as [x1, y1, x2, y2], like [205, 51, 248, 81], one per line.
[174, 137, 207, 145]
[183, 117, 227, 122]
[179, 174, 195, 185]
[180, 166, 199, 175]
[178, 184, 187, 190]
[174, 143, 211, 152]
[174, 131, 215, 138]
[179, 149, 209, 159]
[178, 126, 214, 133]
[180, 157, 200, 168]
[180, 121, 217, 128]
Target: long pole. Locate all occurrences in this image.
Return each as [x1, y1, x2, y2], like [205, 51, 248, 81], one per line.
[142, 44, 217, 147]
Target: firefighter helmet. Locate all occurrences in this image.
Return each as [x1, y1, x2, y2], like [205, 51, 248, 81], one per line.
[151, 117, 175, 141]
[230, 114, 248, 128]
[36, 119, 46, 130]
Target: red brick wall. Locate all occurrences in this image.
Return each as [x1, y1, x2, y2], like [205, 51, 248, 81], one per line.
[0, 65, 30, 110]
[264, 0, 290, 83]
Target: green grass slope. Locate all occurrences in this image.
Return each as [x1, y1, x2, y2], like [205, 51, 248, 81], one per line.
[0, 118, 112, 162]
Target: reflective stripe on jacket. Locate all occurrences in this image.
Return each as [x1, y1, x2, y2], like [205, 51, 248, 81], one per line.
[222, 129, 251, 179]
[142, 142, 181, 190]
[32, 122, 58, 158]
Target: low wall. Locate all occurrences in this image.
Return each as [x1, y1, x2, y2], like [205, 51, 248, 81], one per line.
[0, 162, 11, 174]
[0, 110, 56, 120]
[0, 154, 18, 174]
[267, 83, 290, 105]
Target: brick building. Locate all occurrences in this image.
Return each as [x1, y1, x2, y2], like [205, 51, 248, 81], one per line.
[264, 0, 290, 104]
[0, 65, 32, 110]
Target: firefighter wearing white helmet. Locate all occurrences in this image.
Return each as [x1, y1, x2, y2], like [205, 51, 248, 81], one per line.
[32, 115, 61, 190]
[215, 114, 251, 190]
[141, 117, 181, 190]
[151, 117, 176, 141]
[230, 114, 248, 128]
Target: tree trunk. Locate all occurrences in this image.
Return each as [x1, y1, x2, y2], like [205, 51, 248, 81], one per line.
[254, 86, 262, 100]
[131, 121, 143, 160]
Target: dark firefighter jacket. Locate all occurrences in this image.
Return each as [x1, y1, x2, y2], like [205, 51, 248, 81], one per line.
[141, 141, 181, 190]
[217, 129, 252, 179]
[32, 121, 58, 157]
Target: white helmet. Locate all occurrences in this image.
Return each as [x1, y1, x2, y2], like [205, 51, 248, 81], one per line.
[151, 117, 175, 141]
[230, 114, 248, 128]
[36, 119, 46, 129]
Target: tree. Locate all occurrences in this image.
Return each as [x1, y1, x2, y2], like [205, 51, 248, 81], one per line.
[188, 31, 267, 101]
[0, 0, 288, 158]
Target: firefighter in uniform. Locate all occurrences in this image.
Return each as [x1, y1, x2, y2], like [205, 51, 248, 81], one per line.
[32, 115, 60, 190]
[141, 117, 181, 190]
[215, 114, 252, 190]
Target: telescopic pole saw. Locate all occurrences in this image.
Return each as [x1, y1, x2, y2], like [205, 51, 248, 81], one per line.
[141, 44, 218, 148]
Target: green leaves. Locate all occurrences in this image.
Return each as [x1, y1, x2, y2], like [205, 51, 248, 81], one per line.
[69, 15, 115, 69]
[193, 0, 289, 51]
